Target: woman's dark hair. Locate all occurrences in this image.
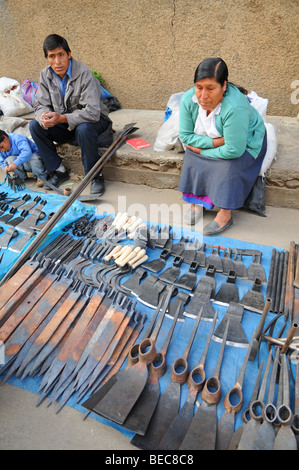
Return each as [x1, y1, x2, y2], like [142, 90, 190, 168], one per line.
[43, 34, 71, 58]
[0, 130, 8, 143]
[194, 57, 248, 94]
[194, 58, 228, 86]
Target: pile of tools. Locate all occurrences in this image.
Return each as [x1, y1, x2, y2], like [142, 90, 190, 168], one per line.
[0, 208, 298, 451]
[0, 230, 149, 411]
[81, 232, 299, 450]
[0, 190, 55, 255]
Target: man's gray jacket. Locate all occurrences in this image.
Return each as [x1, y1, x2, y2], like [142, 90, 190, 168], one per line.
[34, 57, 109, 131]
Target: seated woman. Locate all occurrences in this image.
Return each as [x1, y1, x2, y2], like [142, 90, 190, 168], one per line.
[178, 57, 267, 236]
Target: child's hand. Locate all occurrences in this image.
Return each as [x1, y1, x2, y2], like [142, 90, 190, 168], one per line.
[5, 162, 18, 173]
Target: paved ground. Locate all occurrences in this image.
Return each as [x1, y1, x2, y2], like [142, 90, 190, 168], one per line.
[0, 176, 298, 450]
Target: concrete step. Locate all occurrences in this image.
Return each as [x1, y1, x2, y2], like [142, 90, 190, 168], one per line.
[60, 109, 299, 210]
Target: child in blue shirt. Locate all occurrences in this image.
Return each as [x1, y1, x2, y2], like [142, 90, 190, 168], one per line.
[0, 130, 48, 186]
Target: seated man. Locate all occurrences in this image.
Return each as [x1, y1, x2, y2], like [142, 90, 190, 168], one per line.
[29, 34, 113, 195]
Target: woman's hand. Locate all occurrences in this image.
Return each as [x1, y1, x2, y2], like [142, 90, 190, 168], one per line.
[186, 144, 201, 154]
[213, 137, 225, 148]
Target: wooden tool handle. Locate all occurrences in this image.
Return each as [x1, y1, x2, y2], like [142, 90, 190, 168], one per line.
[113, 212, 126, 226]
[114, 245, 133, 262]
[116, 247, 142, 267]
[114, 212, 129, 230]
[103, 244, 122, 262]
[129, 254, 148, 269]
[127, 223, 147, 239]
[122, 216, 137, 231]
[128, 217, 143, 233]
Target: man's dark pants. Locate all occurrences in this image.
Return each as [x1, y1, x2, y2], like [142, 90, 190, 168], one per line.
[29, 116, 111, 175]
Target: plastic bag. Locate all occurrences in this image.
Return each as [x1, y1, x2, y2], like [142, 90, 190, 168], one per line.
[20, 79, 38, 107]
[248, 91, 268, 122]
[154, 92, 185, 152]
[243, 175, 266, 216]
[259, 122, 278, 176]
[0, 77, 33, 117]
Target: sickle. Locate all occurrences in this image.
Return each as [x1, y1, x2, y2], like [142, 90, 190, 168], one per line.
[215, 326, 257, 450]
[179, 318, 229, 450]
[0, 123, 138, 287]
[131, 305, 204, 450]
[156, 309, 219, 450]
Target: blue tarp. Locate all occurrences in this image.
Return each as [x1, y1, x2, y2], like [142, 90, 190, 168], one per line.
[1, 196, 295, 443]
[0, 182, 96, 280]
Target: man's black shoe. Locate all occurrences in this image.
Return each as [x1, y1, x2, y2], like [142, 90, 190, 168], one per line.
[47, 170, 70, 188]
[90, 174, 105, 196]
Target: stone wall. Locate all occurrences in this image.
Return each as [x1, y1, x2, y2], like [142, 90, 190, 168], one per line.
[0, 0, 298, 117]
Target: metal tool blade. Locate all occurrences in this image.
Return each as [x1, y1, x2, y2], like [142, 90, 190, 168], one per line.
[215, 327, 257, 450]
[237, 352, 272, 450]
[122, 301, 182, 435]
[273, 352, 297, 450]
[130, 381, 181, 450]
[180, 319, 229, 450]
[91, 287, 174, 424]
